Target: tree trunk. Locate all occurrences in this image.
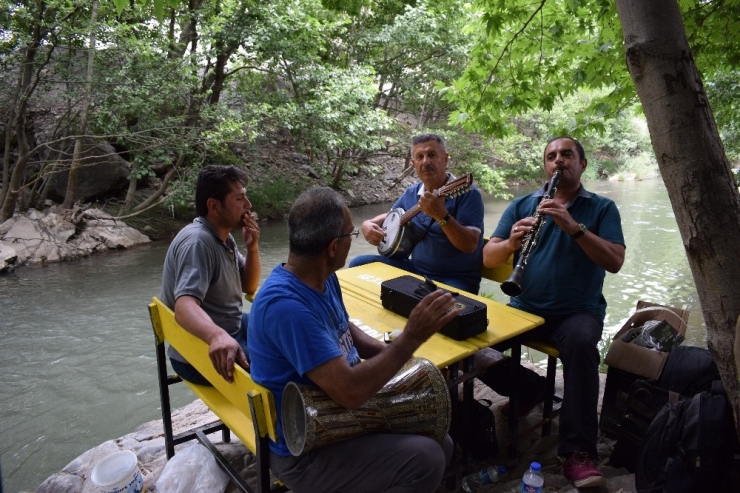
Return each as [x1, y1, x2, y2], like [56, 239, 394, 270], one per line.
[0, 0, 56, 222]
[0, 105, 16, 207]
[62, 0, 98, 210]
[130, 161, 179, 213]
[124, 158, 139, 209]
[616, 0, 740, 436]
[0, 41, 40, 222]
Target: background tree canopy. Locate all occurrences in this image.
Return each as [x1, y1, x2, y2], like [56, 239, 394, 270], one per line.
[7, 0, 738, 222]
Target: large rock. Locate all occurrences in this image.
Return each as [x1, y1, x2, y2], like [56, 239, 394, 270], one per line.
[0, 208, 150, 266]
[48, 139, 131, 203]
[0, 209, 78, 263]
[31, 400, 258, 493]
[0, 241, 17, 272]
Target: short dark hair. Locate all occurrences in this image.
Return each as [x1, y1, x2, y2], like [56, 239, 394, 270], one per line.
[195, 165, 249, 217]
[288, 187, 347, 257]
[545, 136, 586, 161]
[411, 133, 447, 153]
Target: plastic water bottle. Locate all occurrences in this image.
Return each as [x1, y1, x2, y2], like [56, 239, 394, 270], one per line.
[461, 464, 506, 492]
[521, 462, 544, 493]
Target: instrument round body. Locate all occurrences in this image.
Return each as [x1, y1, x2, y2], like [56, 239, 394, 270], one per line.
[378, 208, 415, 258]
[281, 357, 451, 456]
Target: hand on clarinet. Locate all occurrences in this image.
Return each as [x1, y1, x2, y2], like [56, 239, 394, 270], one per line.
[510, 217, 536, 248]
[536, 198, 578, 232]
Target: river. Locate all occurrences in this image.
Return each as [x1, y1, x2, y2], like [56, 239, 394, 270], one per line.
[0, 178, 704, 492]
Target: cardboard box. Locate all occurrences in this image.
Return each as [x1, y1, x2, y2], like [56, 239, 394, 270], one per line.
[603, 300, 689, 379]
[599, 300, 690, 438]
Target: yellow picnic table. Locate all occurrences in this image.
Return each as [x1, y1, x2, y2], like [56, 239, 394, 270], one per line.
[337, 262, 543, 349]
[342, 289, 480, 369]
[337, 263, 545, 462]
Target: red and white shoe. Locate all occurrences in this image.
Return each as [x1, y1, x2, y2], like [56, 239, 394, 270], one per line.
[563, 452, 606, 488]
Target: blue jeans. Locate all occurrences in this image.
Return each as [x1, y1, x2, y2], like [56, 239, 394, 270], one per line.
[170, 312, 250, 386]
[348, 254, 479, 294]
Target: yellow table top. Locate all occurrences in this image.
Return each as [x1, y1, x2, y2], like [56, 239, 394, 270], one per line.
[338, 263, 544, 350]
[343, 290, 479, 369]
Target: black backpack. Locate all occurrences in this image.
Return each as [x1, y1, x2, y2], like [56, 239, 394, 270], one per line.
[453, 398, 498, 461]
[610, 379, 674, 471]
[635, 381, 738, 492]
[610, 346, 721, 472]
[654, 345, 720, 395]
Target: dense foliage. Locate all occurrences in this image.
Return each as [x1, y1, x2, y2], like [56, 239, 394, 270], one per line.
[1, 0, 738, 220]
[448, 0, 740, 148]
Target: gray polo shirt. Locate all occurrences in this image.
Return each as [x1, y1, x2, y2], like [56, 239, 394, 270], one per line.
[160, 217, 246, 362]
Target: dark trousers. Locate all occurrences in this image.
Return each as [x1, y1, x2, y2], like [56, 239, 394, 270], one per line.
[170, 312, 250, 385]
[477, 312, 603, 458]
[270, 434, 454, 493]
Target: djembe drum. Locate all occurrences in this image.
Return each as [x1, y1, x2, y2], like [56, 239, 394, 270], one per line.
[281, 357, 450, 456]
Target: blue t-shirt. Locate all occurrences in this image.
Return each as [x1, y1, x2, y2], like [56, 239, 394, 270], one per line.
[394, 179, 484, 292]
[492, 185, 625, 320]
[248, 264, 362, 456]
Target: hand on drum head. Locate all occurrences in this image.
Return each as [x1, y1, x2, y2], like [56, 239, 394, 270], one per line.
[404, 290, 458, 343]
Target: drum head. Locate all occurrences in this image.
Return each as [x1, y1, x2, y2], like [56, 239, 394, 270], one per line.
[282, 382, 308, 456]
[378, 208, 404, 255]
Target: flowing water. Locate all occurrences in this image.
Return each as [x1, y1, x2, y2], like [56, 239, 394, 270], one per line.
[0, 178, 703, 492]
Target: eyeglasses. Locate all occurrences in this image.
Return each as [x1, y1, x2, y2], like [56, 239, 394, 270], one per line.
[337, 227, 360, 240]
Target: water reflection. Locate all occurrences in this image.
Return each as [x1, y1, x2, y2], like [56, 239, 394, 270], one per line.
[0, 178, 702, 492]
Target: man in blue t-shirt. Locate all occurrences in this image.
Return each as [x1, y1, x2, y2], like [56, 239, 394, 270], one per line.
[349, 133, 484, 293]
[480, 137, 625, 489]
[160, 165, 261, 385]
[249, 187, 456, 492]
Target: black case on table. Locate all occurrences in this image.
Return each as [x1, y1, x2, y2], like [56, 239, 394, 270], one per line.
[380, 275, 488, 341]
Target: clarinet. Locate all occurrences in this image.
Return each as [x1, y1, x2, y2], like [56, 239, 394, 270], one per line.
[500, 169, 562, 297]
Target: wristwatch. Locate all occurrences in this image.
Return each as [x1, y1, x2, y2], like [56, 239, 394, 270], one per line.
[437, 212, 451, 227]
[571, 223, 587, 239]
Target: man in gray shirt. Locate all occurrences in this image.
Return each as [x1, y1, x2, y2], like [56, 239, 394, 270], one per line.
[160, 165, 261, 384]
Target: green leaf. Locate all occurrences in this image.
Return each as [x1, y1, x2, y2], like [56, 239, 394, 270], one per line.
[113, 0, 128, 15]
[152, 0, 165, 19]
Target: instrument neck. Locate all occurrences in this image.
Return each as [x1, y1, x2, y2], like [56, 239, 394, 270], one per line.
[397, 174, 467, 227]
[398, 204, 422, 227]
[398, 184, 443, 226]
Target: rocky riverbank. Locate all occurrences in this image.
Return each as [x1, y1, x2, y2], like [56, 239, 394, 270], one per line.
[0, 144, 418, 274]
[0, 207, 151, 273]
[30, 359, 638, 493]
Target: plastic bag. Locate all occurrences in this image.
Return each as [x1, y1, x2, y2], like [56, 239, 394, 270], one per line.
[620, 319, 685, 352]
[156, 443, 230, 493]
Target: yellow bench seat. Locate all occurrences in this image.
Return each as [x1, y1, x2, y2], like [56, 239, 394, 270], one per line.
[149, 297, 287, 493]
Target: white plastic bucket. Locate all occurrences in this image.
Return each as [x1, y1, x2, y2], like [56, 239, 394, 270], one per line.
[90, 450, 145, 493]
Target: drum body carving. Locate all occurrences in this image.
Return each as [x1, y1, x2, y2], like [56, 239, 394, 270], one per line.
[282, 357, 450, 456]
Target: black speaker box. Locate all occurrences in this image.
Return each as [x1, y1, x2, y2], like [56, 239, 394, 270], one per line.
[380, 275, 488, 341]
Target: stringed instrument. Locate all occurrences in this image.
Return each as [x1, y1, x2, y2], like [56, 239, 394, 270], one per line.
[378, 173, 473, 259]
